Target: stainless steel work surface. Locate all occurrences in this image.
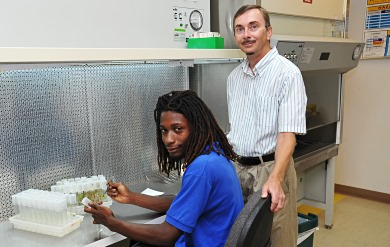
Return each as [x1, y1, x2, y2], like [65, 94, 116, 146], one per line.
[1, 214, 106, 247]
[0, 181, 181, 247]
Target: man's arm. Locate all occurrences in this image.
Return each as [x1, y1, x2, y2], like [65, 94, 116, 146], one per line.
[261, 132, 296, 212]
[110, 220, 182, 246]
[108, 182, 175, 213]
[129, 193, 175, 213]
[85, 203, 182, 246]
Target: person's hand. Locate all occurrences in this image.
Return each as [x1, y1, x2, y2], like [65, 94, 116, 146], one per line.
[84, 202, 115, 225]
[261, 177, 285, 213]
[107, 181, 134, 204]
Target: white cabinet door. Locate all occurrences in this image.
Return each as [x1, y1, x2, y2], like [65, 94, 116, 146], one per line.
[260, 0, 345, 20]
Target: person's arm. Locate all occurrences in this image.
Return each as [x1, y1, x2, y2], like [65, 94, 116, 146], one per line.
[85, 202, 182, 246]
[261, 132, 295, 212]
[107, 181, 174, 213]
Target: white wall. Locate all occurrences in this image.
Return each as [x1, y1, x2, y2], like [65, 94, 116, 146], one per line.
[336, 0, 390, 194]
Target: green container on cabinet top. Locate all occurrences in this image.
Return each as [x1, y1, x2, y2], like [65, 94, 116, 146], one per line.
[187, 37, 224, 49]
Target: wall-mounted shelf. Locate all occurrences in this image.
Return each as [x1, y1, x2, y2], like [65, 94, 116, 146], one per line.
[0, 48, 246, 64]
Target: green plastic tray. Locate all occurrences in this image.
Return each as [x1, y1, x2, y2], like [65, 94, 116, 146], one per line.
[187, 37, 224, 49]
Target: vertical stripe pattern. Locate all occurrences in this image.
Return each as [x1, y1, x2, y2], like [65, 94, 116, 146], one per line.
[227, 47, 307, 156]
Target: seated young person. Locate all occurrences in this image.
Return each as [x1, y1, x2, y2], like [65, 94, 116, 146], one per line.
[84, 90, 244, 247]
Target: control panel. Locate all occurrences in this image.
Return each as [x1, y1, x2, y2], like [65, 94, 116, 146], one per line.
[271, 35, 364, 73]
[173, 7, 205, 43]
[274, 41, 305, 65]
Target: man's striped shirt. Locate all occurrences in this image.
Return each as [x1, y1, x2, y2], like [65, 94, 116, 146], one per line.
[227, 47, 307, 156]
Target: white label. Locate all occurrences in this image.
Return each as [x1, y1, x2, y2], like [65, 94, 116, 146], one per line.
[82, 197, 92, 208]
[300, 48, 315, 64]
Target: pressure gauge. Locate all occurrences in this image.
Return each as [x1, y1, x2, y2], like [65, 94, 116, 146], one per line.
[352, 45, 362, 60]
[189, 10, 203, 31]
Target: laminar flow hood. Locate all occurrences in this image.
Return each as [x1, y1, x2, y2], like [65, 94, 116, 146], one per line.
[271, 35, 365, 75]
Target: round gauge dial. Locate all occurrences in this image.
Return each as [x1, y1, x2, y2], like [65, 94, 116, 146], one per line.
[352, 45, 362, 60]
[189, 10, 203, 31]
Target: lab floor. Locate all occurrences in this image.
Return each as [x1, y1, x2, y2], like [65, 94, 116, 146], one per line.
[304, 194, 390, 247]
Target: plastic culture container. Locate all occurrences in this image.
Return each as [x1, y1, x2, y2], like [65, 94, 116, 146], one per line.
[49, 175, 111, 214]
[51, 175, 107, 205]
[9, 189, 84, 237]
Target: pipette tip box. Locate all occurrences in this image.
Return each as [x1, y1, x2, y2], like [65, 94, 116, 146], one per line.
[9, 214, 84, 237]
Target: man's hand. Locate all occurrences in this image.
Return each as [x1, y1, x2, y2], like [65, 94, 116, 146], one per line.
[107, 181, 133, 204]
[263, 132, 295, 212]
[84, 202, 116, 226]
[261, 176, 285, 212]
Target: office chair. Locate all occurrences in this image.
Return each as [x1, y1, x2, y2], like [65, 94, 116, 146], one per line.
[225, 191, 274, 247]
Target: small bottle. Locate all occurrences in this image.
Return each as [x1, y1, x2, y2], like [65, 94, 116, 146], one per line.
[76, 183, 84, 206]
[19, 194, 29, 221]
[63, 184, 70, 194]
[93, 180, 101, 203]
[55, 197, 67, 226]
[67, 193, 77, 216]
[38, 198, 49, 225]
[100, 179, 108, 202]
[11, 195, 19, 215]
[51, 185, 58, 193]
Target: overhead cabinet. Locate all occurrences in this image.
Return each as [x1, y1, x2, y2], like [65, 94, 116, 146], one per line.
[259, 0, 345, 20]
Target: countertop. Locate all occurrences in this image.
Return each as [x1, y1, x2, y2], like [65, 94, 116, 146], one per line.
[0, 181, 181, 247]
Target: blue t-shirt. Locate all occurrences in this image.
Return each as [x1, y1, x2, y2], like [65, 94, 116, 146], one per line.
[166, 148, 244, 247]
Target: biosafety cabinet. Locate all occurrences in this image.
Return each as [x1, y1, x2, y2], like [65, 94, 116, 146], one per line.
[0, 45, 247, 246]
[273, 35, 364, 229]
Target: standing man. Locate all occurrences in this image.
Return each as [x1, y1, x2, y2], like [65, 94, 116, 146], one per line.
[85, 90, 244, 247]
[227, 5, 307, 247]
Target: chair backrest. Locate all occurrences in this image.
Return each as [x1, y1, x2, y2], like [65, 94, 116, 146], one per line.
[225, 191, 274, 247]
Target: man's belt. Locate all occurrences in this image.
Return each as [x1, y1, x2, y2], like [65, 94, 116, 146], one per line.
[237, 152, 275, 166]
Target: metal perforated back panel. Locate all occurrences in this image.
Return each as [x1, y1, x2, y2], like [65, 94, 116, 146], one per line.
[0, 63, 186, 221]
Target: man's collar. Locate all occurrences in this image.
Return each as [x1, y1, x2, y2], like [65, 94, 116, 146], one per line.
[241, 47, 278, 77]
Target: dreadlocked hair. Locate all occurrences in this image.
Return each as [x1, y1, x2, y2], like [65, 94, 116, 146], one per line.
[154, 90, 237, 176]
